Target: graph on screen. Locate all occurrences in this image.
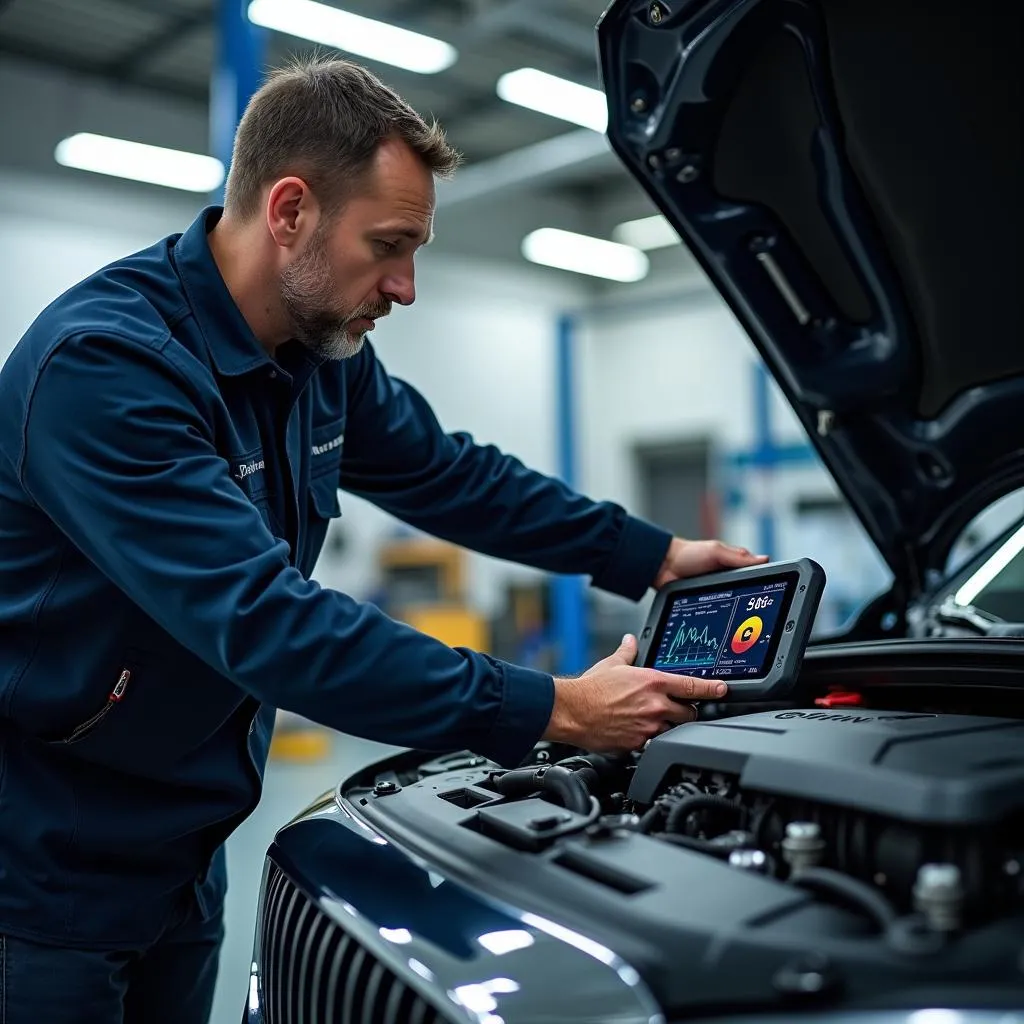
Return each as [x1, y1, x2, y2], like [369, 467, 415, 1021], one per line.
[658, 618, 721, 669]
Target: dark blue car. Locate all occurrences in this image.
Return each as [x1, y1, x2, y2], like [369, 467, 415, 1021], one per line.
[245, 0, 1024, 1020]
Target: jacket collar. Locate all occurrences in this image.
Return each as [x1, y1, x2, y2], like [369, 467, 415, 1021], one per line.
[171, 205, 275, 377]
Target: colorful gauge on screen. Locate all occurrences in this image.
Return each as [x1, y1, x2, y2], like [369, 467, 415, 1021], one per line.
[731, 615, 763, 655]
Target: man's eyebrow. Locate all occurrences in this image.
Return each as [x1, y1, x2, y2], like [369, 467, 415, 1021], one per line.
[376, 224, 433, 243]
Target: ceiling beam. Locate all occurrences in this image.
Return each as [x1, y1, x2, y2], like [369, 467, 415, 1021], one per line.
[437, 126, 616, 208]
[457, 0, 598, 64]
[101, 0, 196, 15]
[104, 7, 211, 83]
[0, 38, 207, 104]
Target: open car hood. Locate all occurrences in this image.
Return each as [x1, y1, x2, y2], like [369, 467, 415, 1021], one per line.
[597, 0, 1023, 597]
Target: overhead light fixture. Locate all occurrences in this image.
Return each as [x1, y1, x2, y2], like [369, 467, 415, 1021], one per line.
[521, 228, 649, 282]
[612, 214, 680, 251]
[496, 68, 607, 132]
[54, 133, 225, 193]
[247, 0, 457, 75]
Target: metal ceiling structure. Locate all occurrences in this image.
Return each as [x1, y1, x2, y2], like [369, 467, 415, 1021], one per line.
[0, 0, 613, 166]
[0, 0, 700, 277]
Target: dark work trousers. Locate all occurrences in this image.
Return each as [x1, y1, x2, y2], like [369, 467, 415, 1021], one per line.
[0, 899, 224, 1024]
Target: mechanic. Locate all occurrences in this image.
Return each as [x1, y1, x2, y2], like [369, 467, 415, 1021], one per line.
[0, 56, 765, 1023]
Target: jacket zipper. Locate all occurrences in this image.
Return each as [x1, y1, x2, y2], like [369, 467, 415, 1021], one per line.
[63, 668, 131, 743]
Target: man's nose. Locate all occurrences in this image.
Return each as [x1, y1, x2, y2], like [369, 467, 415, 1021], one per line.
[380, 263, 416, 306]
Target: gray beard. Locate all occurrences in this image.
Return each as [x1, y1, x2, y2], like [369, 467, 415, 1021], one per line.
[296, 317, 366, 362]
[279, 232, 367, 361]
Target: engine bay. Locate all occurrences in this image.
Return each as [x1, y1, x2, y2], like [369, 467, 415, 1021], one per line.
[629, 707, 1024, 926]
[346, 685, 1024, 1017]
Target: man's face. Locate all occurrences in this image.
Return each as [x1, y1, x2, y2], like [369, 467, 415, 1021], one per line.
[279, 139, 435, 360]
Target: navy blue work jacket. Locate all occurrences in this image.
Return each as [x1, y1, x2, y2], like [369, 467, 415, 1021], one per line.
[0, 207, 670, 947]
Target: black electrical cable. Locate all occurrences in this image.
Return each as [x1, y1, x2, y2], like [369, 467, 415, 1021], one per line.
[791, 866, 946, 955]
[665, 793, 746, 836]
[533, 797, 602, 841]
[789, 866, 898, 932]
[752, 798, 777, 848]
[651, 832, 736, 859]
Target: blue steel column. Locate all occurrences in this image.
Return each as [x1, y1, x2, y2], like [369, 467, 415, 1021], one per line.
[752, 362, 777, 559]
[551, 313, 588, 676]
[210, 0, 266, 203]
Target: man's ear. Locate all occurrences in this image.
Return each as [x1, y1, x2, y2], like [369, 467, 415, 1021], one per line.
[265, 177, 319, 250]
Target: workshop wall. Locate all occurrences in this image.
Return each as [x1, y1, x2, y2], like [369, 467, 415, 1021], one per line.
[576, 287, 892, 632]
[0, 167, 202, 364]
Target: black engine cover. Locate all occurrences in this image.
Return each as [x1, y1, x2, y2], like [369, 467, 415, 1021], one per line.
[628, 709, 1024, 823]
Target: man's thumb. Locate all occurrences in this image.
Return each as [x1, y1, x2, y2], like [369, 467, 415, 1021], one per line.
[582, 633, 638, 675]
[613, 633, 638, 665]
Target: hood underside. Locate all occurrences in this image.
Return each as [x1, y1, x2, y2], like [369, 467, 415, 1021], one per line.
[598, 0, 1024, 592]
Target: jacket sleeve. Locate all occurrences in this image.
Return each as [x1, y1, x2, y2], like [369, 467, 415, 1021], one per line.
[18, 332, 554, 767]
[340, 342, 672, 602]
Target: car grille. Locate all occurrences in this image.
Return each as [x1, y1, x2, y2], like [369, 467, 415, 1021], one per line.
[259, 862, 454, 1024]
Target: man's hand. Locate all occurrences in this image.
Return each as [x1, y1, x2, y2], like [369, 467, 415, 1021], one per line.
[653, 536, 768, 590]
[543, 634, 726, 753]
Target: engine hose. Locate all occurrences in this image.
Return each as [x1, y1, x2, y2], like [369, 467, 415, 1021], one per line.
[752, 799, 777, 848]
[554, 758, 601, 796]
[557, 753, 620, 777]
[666, 794, 746, 836]
[489, 765, 592, 815]
[790, 866, 898, 932]
[652, 832, 735, 859]
[638, 802, 667, 834]
[572, 766, 601, 796]
[535, 796, 603, 840]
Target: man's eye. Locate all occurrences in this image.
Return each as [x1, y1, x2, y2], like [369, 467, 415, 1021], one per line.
[374, 239, 398, 254]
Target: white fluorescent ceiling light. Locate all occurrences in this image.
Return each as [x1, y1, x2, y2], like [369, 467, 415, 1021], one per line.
[613, 214, 680, 251]
[247, 0, 457, 75]
[496, 68, 608, 132]
[54, 133, 225, 193]
[522, 228, 649, 282]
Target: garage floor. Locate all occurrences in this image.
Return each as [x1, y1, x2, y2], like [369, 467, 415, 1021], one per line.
[208, 731, 401, 1024]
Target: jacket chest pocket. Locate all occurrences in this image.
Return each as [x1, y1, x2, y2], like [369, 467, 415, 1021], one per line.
[309, 473, 342, 521]
[302, 419, 344, 575]
[308, 418, 344, 520]
[228, 445, 272, 529]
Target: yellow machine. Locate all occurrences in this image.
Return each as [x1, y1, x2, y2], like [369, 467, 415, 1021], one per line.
[378, 535, 489, 651]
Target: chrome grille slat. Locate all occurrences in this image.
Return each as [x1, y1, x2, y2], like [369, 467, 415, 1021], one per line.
[382, 971, 406, 1024]
[262, 866, 290, 1019]
[341, 944, 366, 1022]
[307, 913, 332, 1024]
[259, 863, 450, 1024]
[286, 900, 312, 1024]
[323, 931, 352, 1023]
[361, 959, 386, 1024]
[274, 887, 302, 1024]
[410, 995, 431, 1024]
